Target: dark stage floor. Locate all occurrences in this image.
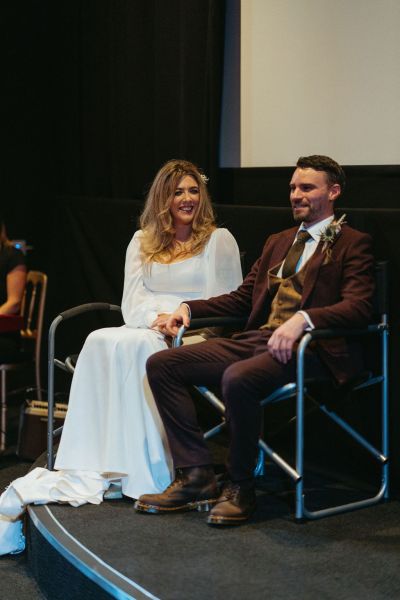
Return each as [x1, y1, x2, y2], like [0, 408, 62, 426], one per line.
[2, 400, 399, 600]
[26, 462, 400, 600]
[0, 454, 45, 600]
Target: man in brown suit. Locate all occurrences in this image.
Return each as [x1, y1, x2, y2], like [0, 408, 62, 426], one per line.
[134, 155, 374, 525]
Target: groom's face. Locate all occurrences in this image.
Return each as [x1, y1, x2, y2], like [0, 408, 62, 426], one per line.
[289, 168, 340, 226]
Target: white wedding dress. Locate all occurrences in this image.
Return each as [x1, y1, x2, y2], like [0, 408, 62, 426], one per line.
[0, 228, 242, 555]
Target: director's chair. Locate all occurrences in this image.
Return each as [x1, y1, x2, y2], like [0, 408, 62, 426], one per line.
[173, 261, 389, 520]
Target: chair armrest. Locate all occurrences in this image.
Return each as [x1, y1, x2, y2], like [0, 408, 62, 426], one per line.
[175, 320, 387, 350]
[59, 302, 122, 321]
[48, 303, 122, 362]
[307, 323, 386, 341]
[296, 322, 388, 387]
[189, 316, 247, 330]
[174, 316, 247, 347]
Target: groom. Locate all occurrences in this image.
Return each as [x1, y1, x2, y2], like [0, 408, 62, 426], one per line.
[134, 155, 375, 525]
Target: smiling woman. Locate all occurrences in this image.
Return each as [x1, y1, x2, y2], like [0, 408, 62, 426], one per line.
[139, 159, 216, 264]
[0, 159, 243, 556]
[54, 160, 242, 492]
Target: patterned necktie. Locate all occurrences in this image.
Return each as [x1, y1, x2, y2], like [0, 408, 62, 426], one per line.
[282, 230, 311, 278]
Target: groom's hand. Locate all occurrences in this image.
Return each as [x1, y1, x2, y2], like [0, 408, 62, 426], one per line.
[267, 312, 307, 364]
[164, 303, 191, 337]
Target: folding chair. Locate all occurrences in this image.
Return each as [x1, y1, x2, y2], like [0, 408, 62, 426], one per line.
[46, 303, 122, 470]
[0, 270, 47, 451]
[173, 261, 389, 520]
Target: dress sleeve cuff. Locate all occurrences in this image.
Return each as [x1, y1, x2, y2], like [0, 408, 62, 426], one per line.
[297, 310, 314, 331]
[181, 303, 191, 319]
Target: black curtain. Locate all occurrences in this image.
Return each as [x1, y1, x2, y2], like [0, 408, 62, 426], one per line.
[4, 0, 226, 262]
[3, 2, 52, 250]
[49, 0, 226, 200]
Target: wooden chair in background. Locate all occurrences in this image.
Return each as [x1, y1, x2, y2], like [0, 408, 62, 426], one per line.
[0, 270, 47, 451]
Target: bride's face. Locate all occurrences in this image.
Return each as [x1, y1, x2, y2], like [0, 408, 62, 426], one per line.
[170, 175, 200, 228]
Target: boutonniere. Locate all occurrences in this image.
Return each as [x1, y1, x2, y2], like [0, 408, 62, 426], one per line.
[321, 214, 346, 258]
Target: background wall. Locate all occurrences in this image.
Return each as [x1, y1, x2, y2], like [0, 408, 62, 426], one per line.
[240, 0, 400, 167]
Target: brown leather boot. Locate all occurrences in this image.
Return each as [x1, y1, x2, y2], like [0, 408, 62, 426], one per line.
[207, 482, 256, 526]
[134, 466, 218, 513]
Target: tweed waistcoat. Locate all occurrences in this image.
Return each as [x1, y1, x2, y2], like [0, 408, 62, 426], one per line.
[261, 263, 308, 330]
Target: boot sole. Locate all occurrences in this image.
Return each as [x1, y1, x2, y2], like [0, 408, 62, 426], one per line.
[207, 514, 251, 526]
[134, 498, 218, 514]
[207, 507, 256, 526]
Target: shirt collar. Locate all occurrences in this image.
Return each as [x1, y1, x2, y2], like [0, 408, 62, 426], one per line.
[298, 215, 335, 243]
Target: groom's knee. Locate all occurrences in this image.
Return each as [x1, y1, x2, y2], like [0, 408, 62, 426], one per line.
[146, 349, 169, 381]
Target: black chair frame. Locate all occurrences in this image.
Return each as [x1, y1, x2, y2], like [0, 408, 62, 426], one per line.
[46, 303, 122, 470]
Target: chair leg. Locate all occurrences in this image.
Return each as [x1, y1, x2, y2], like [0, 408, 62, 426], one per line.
[0, 370, 7, 451]
[35, 361, 42, 402]
[254, 448, 265, 477]
[295, 336, 307, 520]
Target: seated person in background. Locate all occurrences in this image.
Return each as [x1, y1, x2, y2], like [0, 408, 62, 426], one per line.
[0, 214, 27, 360]
[135, 155, 375, 526]
[0, 159, 242, 556]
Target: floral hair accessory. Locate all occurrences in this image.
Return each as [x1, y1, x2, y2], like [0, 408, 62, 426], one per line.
[200, 173, 209, 184]
[321, 213, 346, 255]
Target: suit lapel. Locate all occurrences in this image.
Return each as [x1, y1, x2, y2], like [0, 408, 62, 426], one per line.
[265, 230, 297, 294]
[268, 229, 297, 277]
[301, 231, 342, 306]
[266, 224, 344, 306]
[301, 241, 325, 306]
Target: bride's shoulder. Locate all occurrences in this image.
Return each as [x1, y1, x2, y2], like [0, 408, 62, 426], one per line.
[208, 227, 238, 247]
[127, 229, 143, 247]
[132, 229, 143, 240]
[125, 230, 143, 261]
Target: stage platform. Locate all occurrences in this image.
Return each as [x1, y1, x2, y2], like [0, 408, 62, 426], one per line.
[25, 463, 400, 600]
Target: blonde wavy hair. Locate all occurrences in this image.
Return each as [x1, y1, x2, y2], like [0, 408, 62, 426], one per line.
[140, 159, 216, 263]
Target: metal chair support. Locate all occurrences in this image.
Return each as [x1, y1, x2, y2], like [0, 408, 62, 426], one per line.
[47, 303, 122, 470]
[173, 261, 389, 520]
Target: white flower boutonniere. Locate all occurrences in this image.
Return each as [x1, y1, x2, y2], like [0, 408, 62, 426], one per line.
[321, 214, 346, 257]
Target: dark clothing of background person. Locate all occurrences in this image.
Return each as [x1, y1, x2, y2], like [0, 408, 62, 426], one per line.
[0, 245, 26, 361]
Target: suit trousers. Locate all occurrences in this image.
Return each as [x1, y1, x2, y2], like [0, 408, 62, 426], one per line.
[146, 329, 329, 482]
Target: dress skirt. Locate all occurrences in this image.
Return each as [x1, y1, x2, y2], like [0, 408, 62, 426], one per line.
[55, 326, 173, 499]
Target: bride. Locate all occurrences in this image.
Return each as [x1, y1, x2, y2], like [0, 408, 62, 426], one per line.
[0, 159, 242, 555]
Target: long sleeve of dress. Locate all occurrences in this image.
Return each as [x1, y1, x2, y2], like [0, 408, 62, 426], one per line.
[121, 231, 164, 328]
[121, 228, 242, 328]
[201, 228, 242, 298]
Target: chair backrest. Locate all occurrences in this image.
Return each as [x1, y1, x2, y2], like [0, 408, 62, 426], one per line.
[361, 261, 388, 375]
[373, 260, 388, 319]
[20, 270, 48, 395]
